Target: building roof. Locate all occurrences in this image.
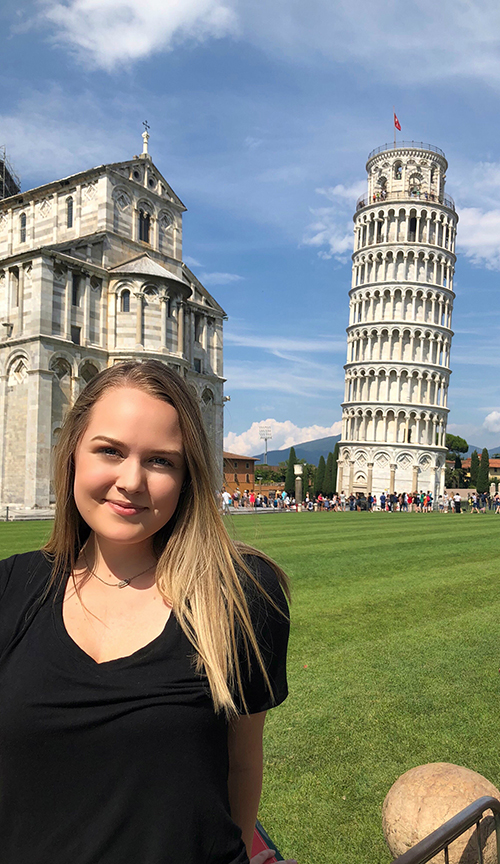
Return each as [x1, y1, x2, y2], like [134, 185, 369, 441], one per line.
[462, 457, 500, 469]
[108, 253, 187, 284]
[223, 451, 259, 461]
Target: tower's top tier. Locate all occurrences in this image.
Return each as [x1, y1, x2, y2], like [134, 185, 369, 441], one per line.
[358, 142, 453, 213]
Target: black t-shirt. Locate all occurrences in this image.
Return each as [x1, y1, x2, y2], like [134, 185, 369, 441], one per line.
[0, 550, 289, 864]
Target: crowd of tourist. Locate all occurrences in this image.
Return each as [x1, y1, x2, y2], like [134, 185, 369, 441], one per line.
[220, 487, 500, 514]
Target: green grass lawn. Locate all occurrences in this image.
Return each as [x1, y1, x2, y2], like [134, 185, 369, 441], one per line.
[228, 511, 500, 863]
[2, 513, 500, 863]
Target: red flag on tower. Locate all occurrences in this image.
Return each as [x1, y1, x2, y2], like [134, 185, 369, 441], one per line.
[394, 112, 401, 131]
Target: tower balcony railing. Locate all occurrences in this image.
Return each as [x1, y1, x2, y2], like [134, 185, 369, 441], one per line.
[356, 189, 455, 212]
[367, 141, 446, 159]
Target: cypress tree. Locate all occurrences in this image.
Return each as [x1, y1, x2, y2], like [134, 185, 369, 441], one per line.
[284, 446, 297, 496]
[476, 448, 490, 493]
[314, 455, 326, 495]
[332, 442, 340, 493]
[470, 450, 480, 488]
[324, 452, 334, 496]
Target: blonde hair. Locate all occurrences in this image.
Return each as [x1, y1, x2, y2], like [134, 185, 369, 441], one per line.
[44, 360, 289, 715]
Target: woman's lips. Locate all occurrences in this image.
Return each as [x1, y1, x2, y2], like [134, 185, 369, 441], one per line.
[106, 500, 147, 516]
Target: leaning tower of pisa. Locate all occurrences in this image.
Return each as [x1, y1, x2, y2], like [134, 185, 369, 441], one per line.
[337, 141, 458, 499]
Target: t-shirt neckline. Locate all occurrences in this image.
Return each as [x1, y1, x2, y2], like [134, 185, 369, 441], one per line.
[53, 574, 176, 670]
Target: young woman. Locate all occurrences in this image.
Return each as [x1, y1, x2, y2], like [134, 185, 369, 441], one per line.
[0, 360, 294, 864]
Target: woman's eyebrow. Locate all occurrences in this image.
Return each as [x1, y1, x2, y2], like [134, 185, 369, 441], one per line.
[90, 435, 183, 458]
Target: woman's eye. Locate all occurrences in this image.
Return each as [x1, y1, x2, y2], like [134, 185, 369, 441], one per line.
[99, 447, 121, 457]
[151, 456, 171, 467]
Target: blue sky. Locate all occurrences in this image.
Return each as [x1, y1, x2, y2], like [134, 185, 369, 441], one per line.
[2, 0, 500, 455]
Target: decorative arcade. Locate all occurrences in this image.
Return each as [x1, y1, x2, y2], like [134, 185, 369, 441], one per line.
[337, 141, 458, 498]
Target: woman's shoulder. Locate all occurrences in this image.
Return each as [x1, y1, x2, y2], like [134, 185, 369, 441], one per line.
[239, 551, 290, 616]
[0, 549, 52, 604]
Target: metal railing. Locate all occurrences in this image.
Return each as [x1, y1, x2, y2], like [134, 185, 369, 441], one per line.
[356, 190, 455, 212]
[367, 142, 446, 160]
[392, 796, 500, 864]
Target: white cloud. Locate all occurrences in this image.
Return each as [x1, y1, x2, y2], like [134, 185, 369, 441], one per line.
[40, 0, 237, 70]
[0, 85, 132, 180]
[224, 418, 342, 456]
[225, 331, 344, 353]
[456, 207, 500, 269]
[224, 359, 344, 397]
[183, 255, 203, 268]
[199, 271, 244, 286]
[36, 0, 500, 89]
[484, 411, 500, 433]
[301, 180, 365, 261]
[315, 182, 366, 204]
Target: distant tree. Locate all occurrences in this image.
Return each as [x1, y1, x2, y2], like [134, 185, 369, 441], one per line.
[323, 452, 334, 496]
[476, 448, 490, 493]
[314, 455, 326, 495]
[254, 465, 284, 484]
[470, 450, 480, 487]
[445, 466, 461, 488]
[300, 460, 315, 497]
[452, 454, 463, 486]
[284, 447, 297, 496]
[332, 442, 340, 493]
[446, 433, 468, 454]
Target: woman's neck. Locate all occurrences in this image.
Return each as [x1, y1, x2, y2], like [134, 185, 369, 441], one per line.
[83, 534, 157, 580]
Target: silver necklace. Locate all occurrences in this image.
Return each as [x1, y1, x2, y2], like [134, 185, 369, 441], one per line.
[83, 553, 156, 589]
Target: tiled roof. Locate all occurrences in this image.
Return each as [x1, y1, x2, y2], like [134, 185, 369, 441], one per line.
[109, 253, 187, 284]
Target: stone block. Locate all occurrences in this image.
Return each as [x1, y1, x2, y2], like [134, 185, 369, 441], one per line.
[383, 762, 500, 864]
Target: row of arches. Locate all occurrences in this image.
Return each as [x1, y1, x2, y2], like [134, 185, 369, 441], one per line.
[353, 249, 454, 290]
[355, 207, 456, 251]
[1, 350, 218, 505]
[112, 186, 176, 255]
[344, 367, 449, 408]
[347, 328, 451, 367]
[341, 446, 444, 471]
[342, 407, 446, 447]
[349, 287, 453, 327]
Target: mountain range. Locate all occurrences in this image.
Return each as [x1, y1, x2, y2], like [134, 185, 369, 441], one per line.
[254, 436, 500, 468]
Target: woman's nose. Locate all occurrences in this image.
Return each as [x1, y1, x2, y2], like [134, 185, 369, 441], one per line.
[116, 457, 146, 493]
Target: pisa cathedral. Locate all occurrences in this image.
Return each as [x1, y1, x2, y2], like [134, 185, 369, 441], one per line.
[0, 131, 225, 509]
[337, 142, 458, 498]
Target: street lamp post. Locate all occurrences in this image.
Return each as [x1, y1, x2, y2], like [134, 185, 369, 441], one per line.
[293, 463, 303, 512]
[259, 426, 272, 465]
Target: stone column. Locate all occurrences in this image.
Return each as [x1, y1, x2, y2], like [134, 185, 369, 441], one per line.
[336, 458, 342, 493]
[160, 295, 169, 348]
[134, 292, 143, 347]
[64, 268, 72, 340]
[412, 465, 419, 492]
[367, 462, 373, 493]
[389, 463, 396, 495]
[18, 265, 25, 335]
[177, 301, 184, 355]
[24, 369, 53, 507]
[348, 460, 354, 495]
[83, 273, 91, 344]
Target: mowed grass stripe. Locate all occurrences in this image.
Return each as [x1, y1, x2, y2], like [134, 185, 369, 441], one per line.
[1, 515, 500, 863]
[231, 511, 500, 863]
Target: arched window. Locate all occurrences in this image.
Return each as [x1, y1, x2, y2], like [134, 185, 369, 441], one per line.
[139, 209, 150, 243]
[66, 197, 73, 228]
[394, 163, 403, 180]
[409, 216, 417, 241]
[80, 361, 99, 384]
[20, 213, 26, 243]
[121, 289, 130, 312]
